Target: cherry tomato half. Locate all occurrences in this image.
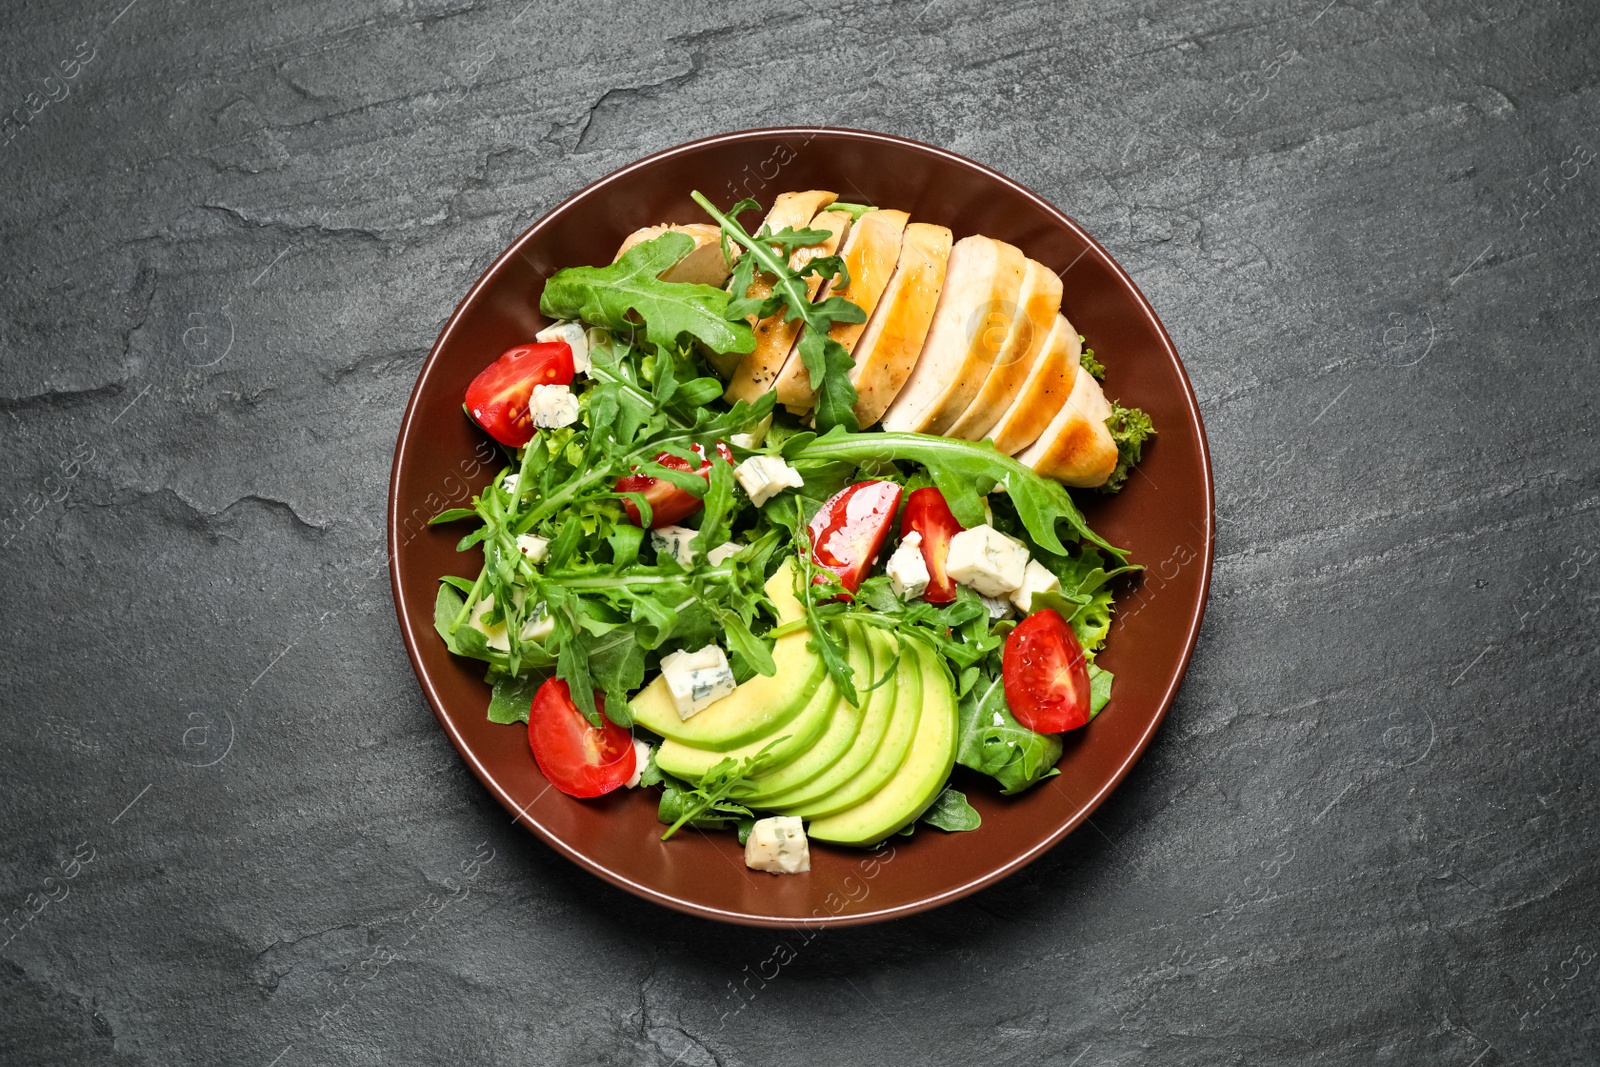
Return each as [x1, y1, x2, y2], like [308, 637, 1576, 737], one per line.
[1002, 609, 1091, 733]
[465, 341, 575, 447]
[900, 487, 964, 603]
[528, 678, 636, 798]
[616, 441, 735, 528]
[808, 480, 904, 595]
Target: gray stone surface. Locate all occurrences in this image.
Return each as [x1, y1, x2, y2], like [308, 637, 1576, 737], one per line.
[1, 0, 1596, 1062]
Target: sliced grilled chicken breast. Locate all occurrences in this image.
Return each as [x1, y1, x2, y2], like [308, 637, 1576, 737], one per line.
[773, 208, 911, 411]
[613, 223, 731, 286]
[724, 191, 842, 403]
[848, 223, 952, 429]
[879, 235, 1027, 434]
[1016, 363, 1118, 487]
[988, 314, 1082, 456]
[946, 258, 1062, 441]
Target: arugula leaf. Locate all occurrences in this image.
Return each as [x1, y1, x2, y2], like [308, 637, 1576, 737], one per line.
[691, 192, 867, 433]
[657, 778, 750, 837]
[955, 667, 1064, 795]
[1103, 402, 1155, 494]
[487, 672, 544, 725]
[434, 582, 468, 653]
[791, 500, 861, 707]
[635, 743, 665, 789]
[658, 738, 784, 840]
[539, 232, 756, 357]
[794, 429, 1126, 559]
[1089, 663, 1113, 718]
[584, 627, 646, 723]
[830, 202, 880, 221]
[921, 786, 982, 832]
[795, 309, 864, 433]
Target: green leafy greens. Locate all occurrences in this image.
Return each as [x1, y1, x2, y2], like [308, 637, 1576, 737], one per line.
[691, 191, 867, 434]
[921, 787, 982, 832]
[540, 231, 756, 357]
[1104, 402, 1156, 494]
[431, 328, 780, 726]
[792, 428, 1126, 559]
[1079, 338, 1105, 380]
[431, 192, 1158, 830]
[657, 740, 783, 840]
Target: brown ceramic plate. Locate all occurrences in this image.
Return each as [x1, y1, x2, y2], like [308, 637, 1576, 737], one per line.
[389, 128, 1213, 927]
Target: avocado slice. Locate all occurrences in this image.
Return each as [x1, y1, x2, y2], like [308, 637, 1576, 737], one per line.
[654, 638, 845, 783]
[774, 636, 924, 819]
[806, 640, 959, 846]
[753, 626, 902, 810]
[629, 559, 824, 750]
[736, 625, 896, 805]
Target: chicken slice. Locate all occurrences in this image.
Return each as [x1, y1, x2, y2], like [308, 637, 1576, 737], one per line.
[1016, 362, 1118, 487]
[723, 191, 841, 403]
[612, 223, 731, 286]
[879, 235, 1027, 435]
[945, 258, 1063, 441]
[987, 314, 1082, 456]
[773, 208, 911, 412]
[848, 223, 953, 429]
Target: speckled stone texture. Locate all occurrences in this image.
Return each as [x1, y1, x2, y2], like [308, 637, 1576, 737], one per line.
[1, 0, 1596, 1063]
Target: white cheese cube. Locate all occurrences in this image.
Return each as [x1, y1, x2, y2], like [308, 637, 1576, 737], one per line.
[467, 594, 509, 651]
[521, 606, 553, 643]
[659, 645, 736, 720]
[729, 415, 772, 450]
[529, 383, 580, 429]
[706, 541, 743, 566]
[734, 455, 805, 506]
[502, 473, 519, 496]
[946, 524, 1030, 597]
[515, 534, 549, 564]
[885, 532, 930, 600]
[650, 525, 698, 566]
[980, 594, 1015, 621]
[625, 737, 653, 789]
[468, 593, 551, 649]
[744, 815, 811, 874]
[535, 320, 590, 373]
[1010, 560, 1061, 613]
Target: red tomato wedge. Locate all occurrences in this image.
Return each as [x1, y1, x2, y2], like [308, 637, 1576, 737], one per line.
[808, 480, 904, 595]
[1002, 609, 1091, 733]
[900, 487, 964, 603]
[528, 678, 636, 797]
[616, 442, 734, 528]
[465, 341, 575, 447]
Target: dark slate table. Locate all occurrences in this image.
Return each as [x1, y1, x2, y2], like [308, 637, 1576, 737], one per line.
[3, 1, 1596, 1063]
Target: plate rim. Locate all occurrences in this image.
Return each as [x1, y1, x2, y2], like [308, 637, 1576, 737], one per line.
[387, 125, 1216, 927]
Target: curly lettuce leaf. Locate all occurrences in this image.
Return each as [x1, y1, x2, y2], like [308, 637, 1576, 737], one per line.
[1079, 339, 1105, 381]
[1103, 402, 1155, 494]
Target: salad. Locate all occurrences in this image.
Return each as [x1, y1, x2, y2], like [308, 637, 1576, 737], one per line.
[431, 189, 1154, 875]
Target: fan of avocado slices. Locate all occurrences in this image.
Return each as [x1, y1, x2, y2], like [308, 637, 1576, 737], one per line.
[430, 194, 1152, 848]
